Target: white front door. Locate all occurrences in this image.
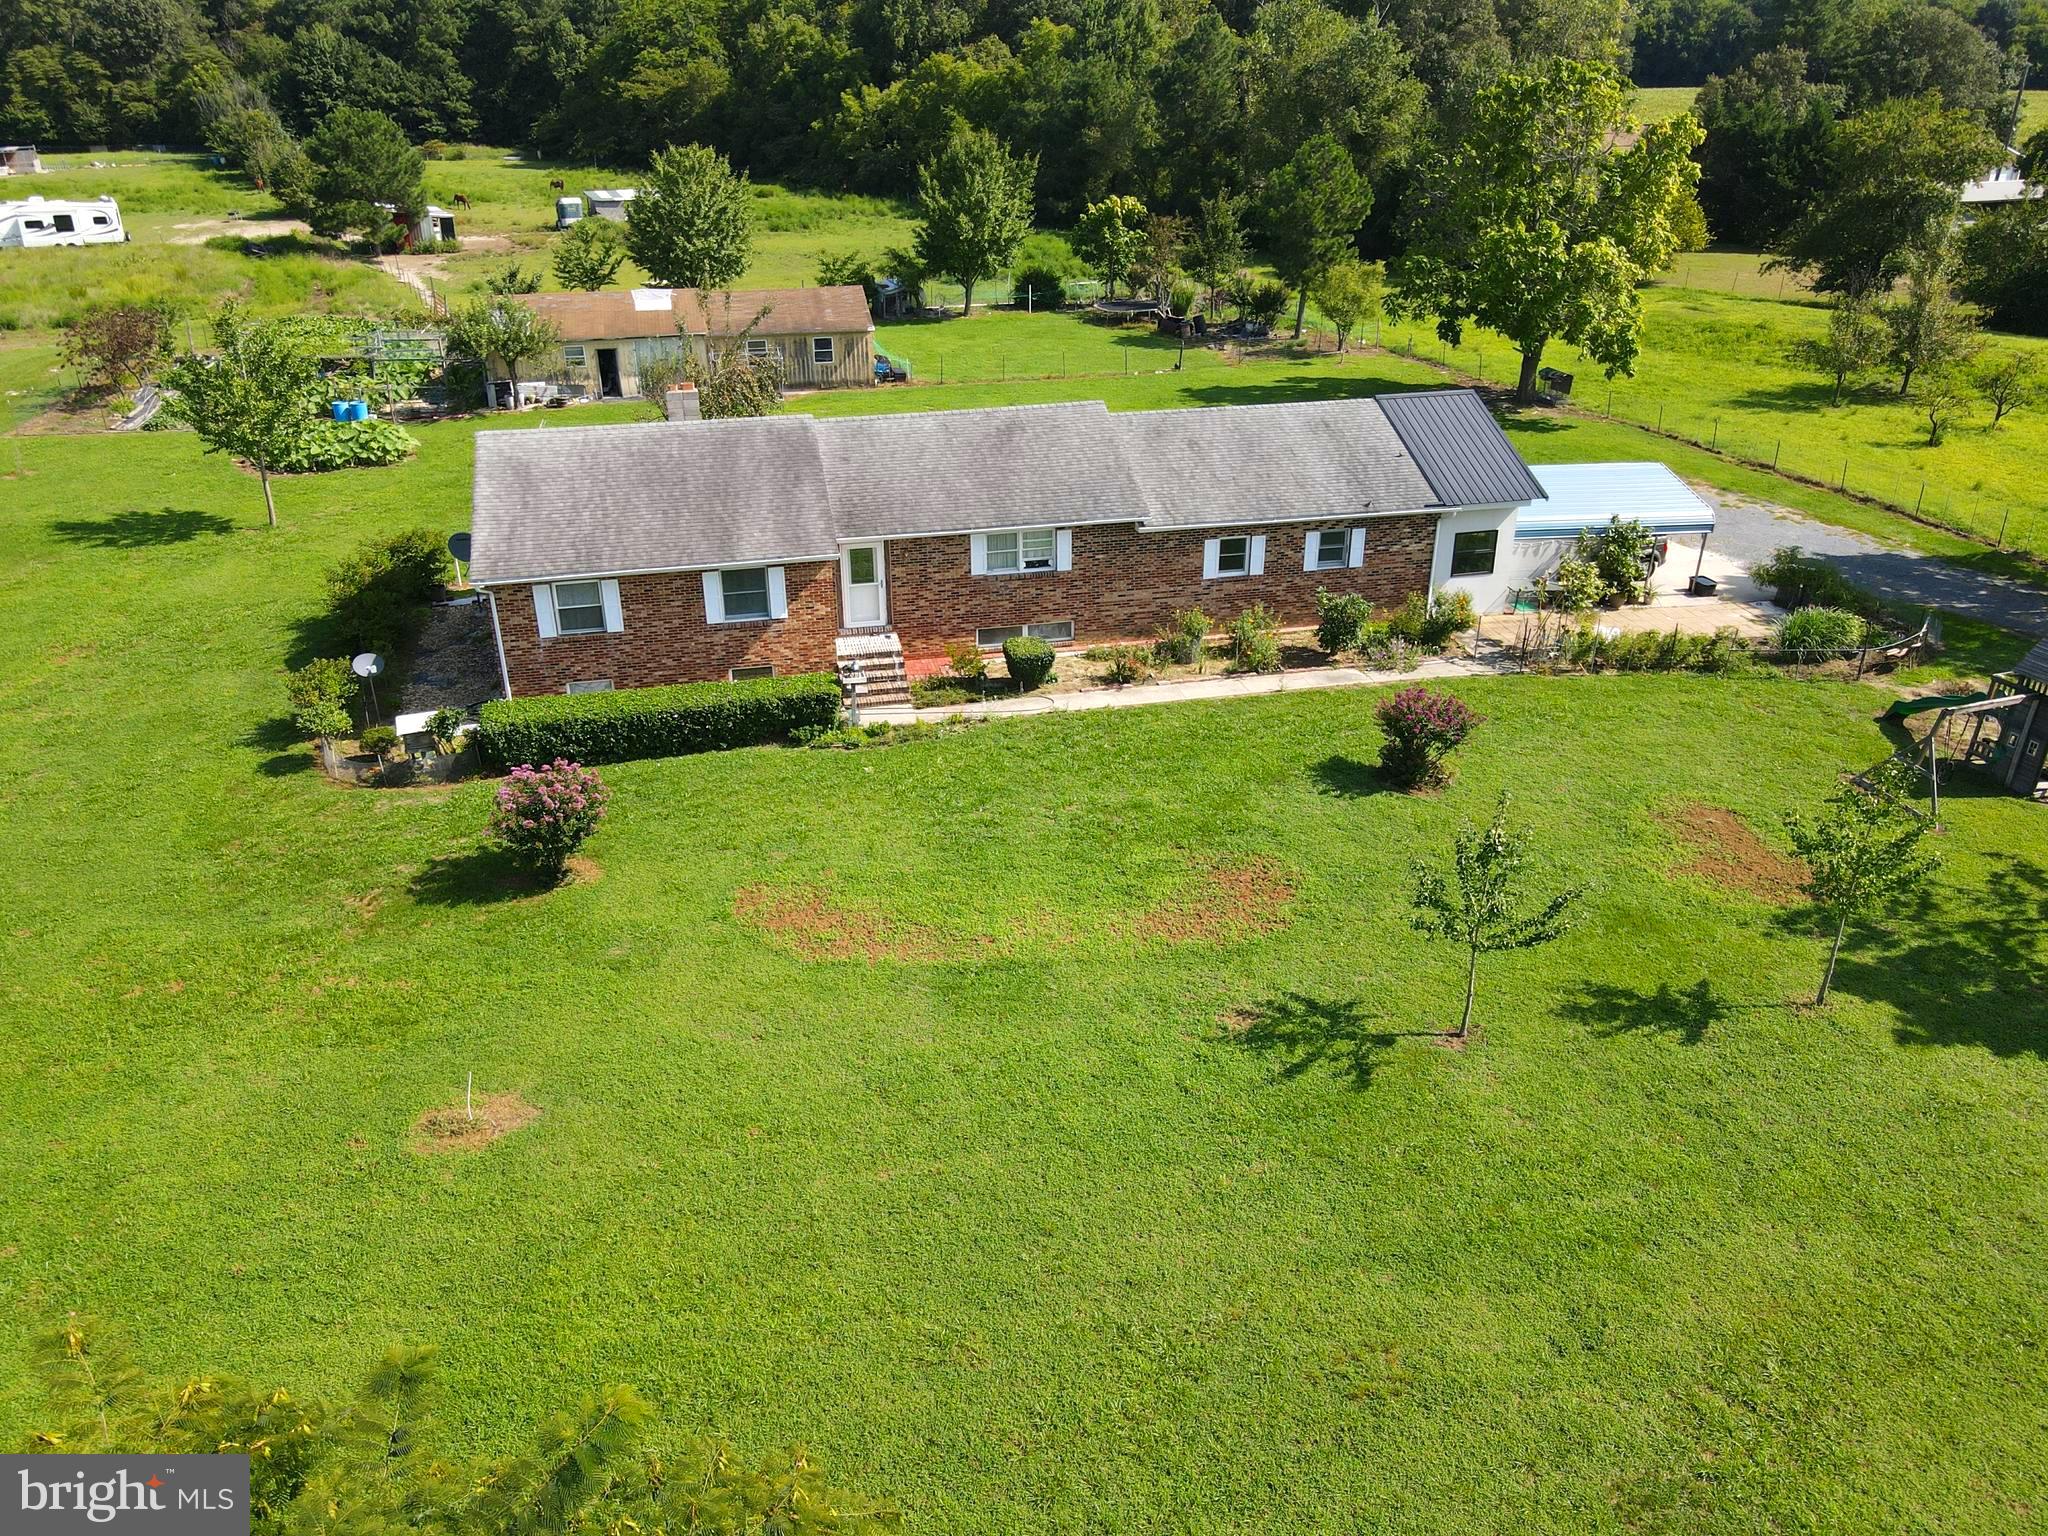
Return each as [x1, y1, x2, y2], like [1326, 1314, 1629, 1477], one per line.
[842, 543, 887, 627]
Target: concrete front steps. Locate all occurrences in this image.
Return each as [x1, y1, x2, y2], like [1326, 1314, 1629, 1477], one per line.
[834, 631, 911, 710]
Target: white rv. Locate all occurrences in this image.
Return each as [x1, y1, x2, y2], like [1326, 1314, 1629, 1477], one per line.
[0, 195, 126, 248]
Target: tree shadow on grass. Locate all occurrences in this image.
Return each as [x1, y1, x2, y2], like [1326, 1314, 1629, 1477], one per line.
[1309, 754, 1390, 798]
[240, 716, 314, 777]
[1555, 978, 1789, 1045]
[52, 507, 236, 548]
[409, 844, 547, 907]
[1823, 852, 2048, 1059]
[1224, 990, 1436, 1090]
[1182, 371, 1435, 410]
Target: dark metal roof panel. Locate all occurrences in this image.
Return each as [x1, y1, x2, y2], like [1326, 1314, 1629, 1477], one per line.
[1377, 388, 1546, 508]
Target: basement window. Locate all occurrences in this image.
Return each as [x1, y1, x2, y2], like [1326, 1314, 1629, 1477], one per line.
[564, 679, 613, 694]
[730, 665, 775, 681]
[976, 619, 1074, 648]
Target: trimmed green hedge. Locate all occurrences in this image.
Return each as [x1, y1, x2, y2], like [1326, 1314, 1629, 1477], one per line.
[476, 673, 841, 768]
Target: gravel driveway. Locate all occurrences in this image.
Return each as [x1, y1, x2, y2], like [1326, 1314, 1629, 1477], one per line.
[1698, 487, 2048, 637]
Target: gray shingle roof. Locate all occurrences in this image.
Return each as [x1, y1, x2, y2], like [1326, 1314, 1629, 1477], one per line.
[1378, 389, 1547, 508]
[470, 391, 1542, 583]
[816, 401, 1151, 538]
[468, 418, 836, 584]
[2015, 637, 2048, 685]
[1115, 399, 1438, 527]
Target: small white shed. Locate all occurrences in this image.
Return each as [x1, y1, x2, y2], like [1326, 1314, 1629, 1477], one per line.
[582, 188, 637, 222]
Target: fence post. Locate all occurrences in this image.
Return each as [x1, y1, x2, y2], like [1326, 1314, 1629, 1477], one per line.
[1997, 506, 2012, 547]
[1915, 480, 1925, 514]
[1606, 381, 1613, 415]
[1711, 416, 1719, 451]
[1656, 403, 1664, 433]
[1772, 438, 1780, 469]
[940, 355, 944, 384]
[1839, 459, 1848, 491]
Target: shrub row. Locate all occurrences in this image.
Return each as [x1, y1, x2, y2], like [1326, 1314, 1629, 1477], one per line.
[1559, 623, 1756, 674]
[475, 673, 841, 767]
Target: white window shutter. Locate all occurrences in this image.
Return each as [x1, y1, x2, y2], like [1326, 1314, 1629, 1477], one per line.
[1349, 527, 1368, 567]
[970, 534, 989, 576]
[600, 579, 624, 632]
[767, 566, 788, 620]
[701, 570, 725, 624]
[532, 584, 558, 638]
[1202, 538, 1221, 579]
[1055, 529, 1073, 571]
[1249, 535, 1267, 576]
[1303, 530, 1320, 572]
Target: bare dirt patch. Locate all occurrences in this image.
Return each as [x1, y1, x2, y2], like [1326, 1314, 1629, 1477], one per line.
[1133, 856, 1296, 944]
[733, 883, 948, 963]
[410, 1091, 539, 1154]
[1659, 802, 1808, 906]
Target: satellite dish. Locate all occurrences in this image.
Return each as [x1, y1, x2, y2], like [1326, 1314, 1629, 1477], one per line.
[352, 652, 385, 678]
[447, 531, 472, 564]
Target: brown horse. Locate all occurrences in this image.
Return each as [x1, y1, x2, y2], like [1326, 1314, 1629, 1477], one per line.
[549, 178, 564, 192]
[452, 193, 471, 209]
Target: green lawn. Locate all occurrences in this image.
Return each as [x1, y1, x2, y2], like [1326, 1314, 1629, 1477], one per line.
[2, 412, 2046, 1531]
[1633, 85, 1700, 122]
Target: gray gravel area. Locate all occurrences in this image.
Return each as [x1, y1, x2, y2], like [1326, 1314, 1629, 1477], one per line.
[1698, 487, 2048, 637]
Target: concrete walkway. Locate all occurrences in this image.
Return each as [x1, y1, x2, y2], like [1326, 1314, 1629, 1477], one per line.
[863, 655, 1499, 724]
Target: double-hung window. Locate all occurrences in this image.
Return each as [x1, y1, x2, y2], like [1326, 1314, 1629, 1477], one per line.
[1312, 529, 1349, 569]
[1215, 535, 1251, 576]
[720, 567, 772, 621]
[745, 338, 773, 360]
[812, 336, 835, 366]
[552, 580, 607, 635]
[986, 528, 1057, 574]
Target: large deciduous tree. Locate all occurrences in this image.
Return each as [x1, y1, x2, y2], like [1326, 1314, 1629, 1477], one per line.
[912, 128, 1036, 317]
[302, 107, 425, 243]
[1264, 133, 1373, 340]
[160, 303, 324, 529]
[624, 142, 754, 290]
[1692, 47, 1841, 247]
[1389, 59, 1702, 403]
[1769, 95, 2003, 298]
[1958, 199, 2048, 337]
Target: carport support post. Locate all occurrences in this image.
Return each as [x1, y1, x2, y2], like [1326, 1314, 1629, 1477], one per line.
[1692, 532, 1709, 582]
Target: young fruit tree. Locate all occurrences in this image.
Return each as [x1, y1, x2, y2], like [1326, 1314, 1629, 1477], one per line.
[553, 215, 629, 290]
[160, 302, 324, 528]
[625, 142, 754, 290]
[1263, 134, 1371, 340]
[1313, 259, 1381, 352]
[1410, 793, 1585, 1040]
[1798, 291, 1888, 406]
[1185, 188, 1245, 316]
[1074, 195, 1150, 298]
[1883, 225, 1977, 397]
[61, 300, 177, 393]
[1784, 765, 1939, 1006]
[1972, 350, 2038, 427]
[913, 128, 1036, 317]
[1388, 59, 1702, 403]
[688, 297, 786, 418]
[446, 298, 562, 409]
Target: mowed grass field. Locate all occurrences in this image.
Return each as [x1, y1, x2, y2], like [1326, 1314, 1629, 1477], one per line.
[1, 413, 2046, 1530]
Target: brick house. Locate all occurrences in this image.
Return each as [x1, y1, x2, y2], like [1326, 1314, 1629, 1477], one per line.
[467, 389, 1553, 703]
